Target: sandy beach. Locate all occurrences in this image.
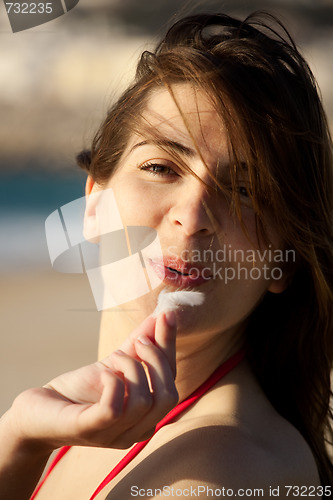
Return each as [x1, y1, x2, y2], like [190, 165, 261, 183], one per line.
[0, 271, 101, 416]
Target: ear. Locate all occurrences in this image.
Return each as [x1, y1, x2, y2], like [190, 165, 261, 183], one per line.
[85, 175, 95, 197]
[83, 176, 103, 243]
[267, 269, 289, 294]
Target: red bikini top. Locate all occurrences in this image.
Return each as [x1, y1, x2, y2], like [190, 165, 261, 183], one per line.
[30, 349, 245, 500]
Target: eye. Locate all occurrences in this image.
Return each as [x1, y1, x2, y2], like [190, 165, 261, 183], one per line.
[139, 161, 177, 177]
[223, 182, 253, 209]
[222, 183, 251, 199]
[238, 185, 250, 198]
[235, 184, 254, 210]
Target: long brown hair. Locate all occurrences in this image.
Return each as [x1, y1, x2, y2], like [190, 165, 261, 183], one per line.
[77, 12, 333, 483]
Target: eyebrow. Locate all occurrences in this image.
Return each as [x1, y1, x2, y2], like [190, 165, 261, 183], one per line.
[129, 138, 249, 180]
[130, 139, 197, 158]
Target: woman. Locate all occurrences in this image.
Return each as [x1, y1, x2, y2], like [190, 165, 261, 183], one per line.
[0, 11, 332, 499]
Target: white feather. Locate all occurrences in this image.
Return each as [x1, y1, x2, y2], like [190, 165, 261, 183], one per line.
[153, 289, 205, 317]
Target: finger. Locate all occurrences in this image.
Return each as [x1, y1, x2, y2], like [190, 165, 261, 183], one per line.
[120, 315, 157, 356]
[67, 370, 125, 438]
[99, 369, 125, 418]
[113, 334, 178, 447]
[154, 311, 177, 379]
[109, 350, 153, 424]
[134, 335, 178, 428]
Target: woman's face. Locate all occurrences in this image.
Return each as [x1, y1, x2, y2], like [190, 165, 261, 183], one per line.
[97, 84, 285, 336]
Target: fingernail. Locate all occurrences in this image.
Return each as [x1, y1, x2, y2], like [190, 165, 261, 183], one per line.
[137, 335, 152, 345]
[165, 310, 176, 328]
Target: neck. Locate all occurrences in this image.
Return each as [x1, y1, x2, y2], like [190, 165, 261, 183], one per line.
[172, 327, 245, 402]
[98, 308, 245, 403]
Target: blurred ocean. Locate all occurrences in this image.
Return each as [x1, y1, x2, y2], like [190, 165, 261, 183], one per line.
[0, 169, 86, 272]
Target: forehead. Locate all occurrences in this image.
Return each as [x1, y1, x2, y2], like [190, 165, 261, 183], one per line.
[130, 84, 229, 158]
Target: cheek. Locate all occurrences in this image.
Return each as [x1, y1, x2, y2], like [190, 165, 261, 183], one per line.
[109, 178, 162, 226]
[218, 211, 282, 286]
[220, 209, 257, 252]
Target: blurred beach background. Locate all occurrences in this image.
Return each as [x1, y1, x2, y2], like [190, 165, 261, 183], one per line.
[1, 0, 332, 416]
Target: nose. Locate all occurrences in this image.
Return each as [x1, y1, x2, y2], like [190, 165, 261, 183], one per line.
[169, 180, 216, 237]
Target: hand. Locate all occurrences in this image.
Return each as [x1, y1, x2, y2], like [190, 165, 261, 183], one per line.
[8, 311, 178, 452]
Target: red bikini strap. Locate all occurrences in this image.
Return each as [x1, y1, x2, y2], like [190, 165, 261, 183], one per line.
[30, 349, 245, 500]
[89, 348, 245, 499]
[30, 445, 71, 499]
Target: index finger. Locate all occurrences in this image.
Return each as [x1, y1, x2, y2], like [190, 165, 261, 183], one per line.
[153, 311, 177, 379]
[100, 315, 157, 366]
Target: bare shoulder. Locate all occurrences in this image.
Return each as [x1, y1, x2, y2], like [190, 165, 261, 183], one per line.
[169, 366, 322, 491]
[109, 418, 320, 500]
[166, 416, 321, 487]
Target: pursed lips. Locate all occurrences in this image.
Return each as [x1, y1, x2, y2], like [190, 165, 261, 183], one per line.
[148, 257, 213, 287]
